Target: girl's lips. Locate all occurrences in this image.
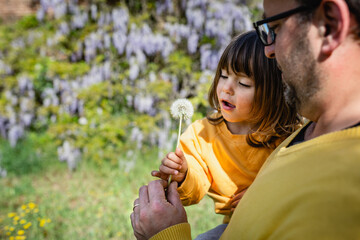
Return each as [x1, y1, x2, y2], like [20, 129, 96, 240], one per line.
[221, 100, 235, 111]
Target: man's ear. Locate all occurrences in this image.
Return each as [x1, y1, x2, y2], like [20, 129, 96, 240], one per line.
[317, 0, 351, 55]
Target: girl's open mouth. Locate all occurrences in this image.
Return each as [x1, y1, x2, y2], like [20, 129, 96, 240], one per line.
[221, 100, 235, 110]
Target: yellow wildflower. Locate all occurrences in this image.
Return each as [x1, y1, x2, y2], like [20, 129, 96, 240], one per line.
[39, 219, 46, 227]
[25, 209, 30, 213]
[20, 219, 26, 224]
[33, 209, 39, 213]
[14, 216, 20, 221]
[8, 212, 16, 218]
[6, 232, 11, 236]
[28, 202, 36, 209]
[23, 222, 32, 229]
[15, 236, 26, 240]
[17, 230, 25, 235]
[4, 226, 9, 230]
[21, 205, 27, 210]
[10, 227, 15, 231]
[10, 237, 15, 240]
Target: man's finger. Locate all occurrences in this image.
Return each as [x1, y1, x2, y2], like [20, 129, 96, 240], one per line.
[231, 199, 240, 208]
[139, 185, 149, 207]
[234, 187, 248, 195]
[166, 181, 182, 207]
[147, 180, 167, 203]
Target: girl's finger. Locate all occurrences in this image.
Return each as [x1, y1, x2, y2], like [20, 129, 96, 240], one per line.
[151, 170, 160, 177]
[159, 164, 179, 175]
[161, 158, 182, 170]
[165, 152, 183, 164]
[151, 170, 169, 181]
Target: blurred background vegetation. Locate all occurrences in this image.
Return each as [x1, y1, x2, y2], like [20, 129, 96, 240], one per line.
[0, 0, 262, 239]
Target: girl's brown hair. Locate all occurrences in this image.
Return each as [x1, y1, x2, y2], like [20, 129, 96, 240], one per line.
[207, 30, 302, 148]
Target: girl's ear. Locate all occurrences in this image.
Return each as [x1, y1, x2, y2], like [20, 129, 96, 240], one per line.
[317, 0, 351, 56]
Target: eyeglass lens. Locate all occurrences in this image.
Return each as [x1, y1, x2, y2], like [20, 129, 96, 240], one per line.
[258, 24, 274, 45]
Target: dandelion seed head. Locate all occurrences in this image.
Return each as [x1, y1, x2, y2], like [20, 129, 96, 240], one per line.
[170, 99, 194, 120]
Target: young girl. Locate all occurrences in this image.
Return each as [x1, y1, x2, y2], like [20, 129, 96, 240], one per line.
[152, 30, 301, 239]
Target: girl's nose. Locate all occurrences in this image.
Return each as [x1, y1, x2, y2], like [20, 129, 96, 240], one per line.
[222, 80, 234, 95]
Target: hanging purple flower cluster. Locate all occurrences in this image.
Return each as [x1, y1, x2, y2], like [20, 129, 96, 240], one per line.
[0, 0, 254, 170]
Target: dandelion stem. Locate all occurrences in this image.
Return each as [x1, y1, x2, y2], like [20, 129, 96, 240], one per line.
[169, 114, 183, 185]
[176, 114, 183, 148]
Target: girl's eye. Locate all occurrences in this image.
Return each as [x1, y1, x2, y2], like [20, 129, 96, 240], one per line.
[239, 82, 251, 88]
[220, 74, 228, 79]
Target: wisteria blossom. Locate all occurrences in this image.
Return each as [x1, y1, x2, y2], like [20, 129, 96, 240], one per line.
[57, 140, 81, 171]
[0, 0, 254, 170]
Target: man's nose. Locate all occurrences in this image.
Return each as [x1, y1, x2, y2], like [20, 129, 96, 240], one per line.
[265, 44, 275, 59]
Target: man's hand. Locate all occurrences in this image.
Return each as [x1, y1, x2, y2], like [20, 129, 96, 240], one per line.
[130, 180, 188, 239]
[230, 188, 248, 212]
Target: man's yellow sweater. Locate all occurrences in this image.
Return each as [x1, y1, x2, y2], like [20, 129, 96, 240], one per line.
[150, 123, 360, 240]
[177, 118, 278, 223]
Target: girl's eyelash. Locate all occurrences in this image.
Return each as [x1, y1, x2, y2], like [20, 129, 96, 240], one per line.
[220, 74, 228, 79]
[239, 82, 251, 87]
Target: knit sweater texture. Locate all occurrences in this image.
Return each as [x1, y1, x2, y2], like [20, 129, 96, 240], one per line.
[151, 123, 360, 240]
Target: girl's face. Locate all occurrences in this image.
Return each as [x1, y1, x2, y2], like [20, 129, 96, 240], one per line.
[216, 68, 255, 124]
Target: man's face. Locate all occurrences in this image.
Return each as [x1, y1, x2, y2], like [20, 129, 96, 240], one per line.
[263, 0, 321, 116]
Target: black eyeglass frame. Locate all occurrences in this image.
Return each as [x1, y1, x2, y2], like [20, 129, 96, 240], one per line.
[253, 5, 319, 46]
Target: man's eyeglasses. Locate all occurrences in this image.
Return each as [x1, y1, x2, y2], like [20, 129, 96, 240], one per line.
[253, 5, 319, 46]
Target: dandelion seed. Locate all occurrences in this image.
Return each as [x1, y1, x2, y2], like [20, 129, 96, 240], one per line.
[170, 99, 194, 121]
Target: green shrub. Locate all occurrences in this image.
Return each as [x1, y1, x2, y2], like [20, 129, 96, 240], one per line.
[16, 15, 39, 30]
[0, 133, 57, 176]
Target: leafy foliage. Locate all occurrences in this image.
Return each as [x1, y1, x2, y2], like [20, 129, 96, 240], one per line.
[0, 0, 258, 169]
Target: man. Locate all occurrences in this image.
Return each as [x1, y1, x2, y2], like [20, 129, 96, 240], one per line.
[130, 0, 360, 239]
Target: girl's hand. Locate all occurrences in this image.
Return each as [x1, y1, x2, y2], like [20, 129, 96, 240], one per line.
[230, 188, 248, 212]
[151, 148, 188, 183]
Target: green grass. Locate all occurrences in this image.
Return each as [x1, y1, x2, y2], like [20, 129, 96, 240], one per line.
[0, 136, 223, 239]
